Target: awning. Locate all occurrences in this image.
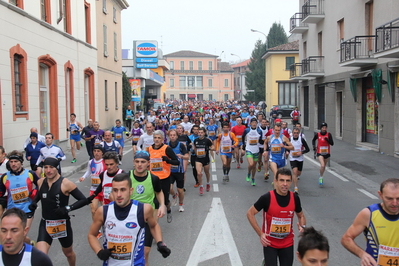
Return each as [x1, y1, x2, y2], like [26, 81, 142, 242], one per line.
[188, 94, 196, 98]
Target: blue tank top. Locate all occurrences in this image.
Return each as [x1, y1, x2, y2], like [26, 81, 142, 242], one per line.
[206, 124, 218, 140]
[103, 141, 118, 153]
[69, 122, 80, 135]
[169, 142, 184, 173]
[112, 126, 126, 142]
[269, 135, 285, 160]
[6, 170, 32, 213]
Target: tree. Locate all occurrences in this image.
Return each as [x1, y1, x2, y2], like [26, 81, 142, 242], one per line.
[122, 71, 131, 117]
[267, 22, 288, 49]
[245, 40, 267, 102]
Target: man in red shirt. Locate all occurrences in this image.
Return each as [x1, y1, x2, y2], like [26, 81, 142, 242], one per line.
[231, 117, 247, 168]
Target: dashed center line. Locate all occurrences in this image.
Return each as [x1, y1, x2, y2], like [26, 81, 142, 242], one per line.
[357, 188, 378, 199]
[212, 174, 217, 181]
[213, 184, 219, 192]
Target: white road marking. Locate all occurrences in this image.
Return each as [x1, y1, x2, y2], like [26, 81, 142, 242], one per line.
[186, 197, 243, 266]
[213, 184, 219, 192]
[212, 174, 217, 181]
[211, 162, 216, 172]
[304, 155, 348, 181]
[357, 188, 378, 199]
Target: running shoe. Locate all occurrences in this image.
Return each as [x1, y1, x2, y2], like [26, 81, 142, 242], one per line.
[232, 158, 236, 163]
[194, 183, 200, 188]
[172, 192, 178, 206]
[294, 187, 299, 194]
[223, 175, 228, 182]
[179, 205, 185, 212]
[212, 159, 215, 163]
[80, 142, 84, 147]
[319, 177, 324, 186]
[71, 158, 77, 163]
[206, 184, 211, 192]
[246, 174, 251, 182]
[167, 212, 172, 223]
[237, 163, 240, 169]
[199, 186, 204, 195]
[257, 165, 261, 172]
[251, 179, 256, 186]
[264, 173, 269, 181]
[240, 157, 243, 164]
[225, 175, 229, 182]
[298, 176, 301, 180]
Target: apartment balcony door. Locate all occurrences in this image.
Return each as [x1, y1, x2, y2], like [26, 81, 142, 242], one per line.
[39, 64, 50, 135]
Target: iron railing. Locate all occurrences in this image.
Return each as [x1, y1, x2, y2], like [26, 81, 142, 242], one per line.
[290, 63, 303, 78]
[375, 17, 399, 53]
[301, 56, 324, 75]
[340, 36, 375, 63]
[302, 0, 325, 19]
[290, 13, 308, 32]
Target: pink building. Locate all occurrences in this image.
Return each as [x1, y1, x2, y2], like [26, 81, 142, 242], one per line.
[163, 50, 234, 101]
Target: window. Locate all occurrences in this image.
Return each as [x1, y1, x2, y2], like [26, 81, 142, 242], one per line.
[114, 32, 117, 61]
[9, 0, 24, 9]
[84, 1, 91, 44]
[170, 94, 174, 100]
[303, 41, 307, 58]
[187, 76, 195, 87]
[209, 94, 212, 101]
[10, 45, 28, 120]
[14, 55, 23, 112]
[113, 6, 117, 23]
[198, 61, 202, 70]
[189, 61, 193, 70]
[170, 78, 175, 87]
[179, 76, 186, 88]
[40, 0, 51, 23]
[285, 57, 295, 70]
[63, 0, 71, 34]
[197, 94, 203, 101]
[103, 25, 108, 56]
[278, 82, 297, 105]
[338, 18, 344, 43]
[180, 61, 184, 70]
[208, 61, 212, 70]
[102, 0, 107, 13]
[196, 76, 203, 88]
[224, 79, 228, 87]
[224, 94, 229, 101]
[318, 31, 323, 56]
[104, 80, 108, 110]
[170, 61, 174, 70]
[179, 94, 186, 100]
[208, 79, 213, 87]
[115, 82, 118, 109]
[64, 61, 74, 119]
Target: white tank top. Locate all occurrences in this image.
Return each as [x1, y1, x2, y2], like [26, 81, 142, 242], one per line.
[102, 169, 123, 201]
[0, 244, 32, 265]
[289, 136, 304, 162]
[245, 128, 260, 154]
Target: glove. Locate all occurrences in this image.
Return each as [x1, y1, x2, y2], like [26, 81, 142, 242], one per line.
[118, 154, 122, 161]
[28, 202, 37, 212]
[87, 194, 95, 204]
[54, 206, 69, 217]
[125, 133, 130, 136]
[162, 156, 170, 162]
[58, 158, 62, 162]
[97, 247, 115, 261]
[324, 137, 329, 141]
[157, 241, 171, 258]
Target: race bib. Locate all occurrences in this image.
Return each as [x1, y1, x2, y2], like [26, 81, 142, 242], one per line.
[115, 133, 122, 140]
[10, 186, 29, 203]
[236, 135, 242, 142]
[291, 150, 301, 157]
[208, 131, 215, 136]
[94, 138, 101, 145]
[269, 217, 291, 239]
[249, 136, 258, 145]
[196, 148, 206, 158]
[46, 219, 67, 239]
[133, 136, 139, 142]
[271, 144, 281, 154]
[150, 158, 163, 172]
[377, 245, 399, 266]
[103, 186, 112, 199]
[91, 177, 101, 187]
[108, 240, 133, 260]
[320, 146, 328, 155]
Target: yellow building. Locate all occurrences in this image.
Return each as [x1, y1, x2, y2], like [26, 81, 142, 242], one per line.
[262, 40, 299, 109]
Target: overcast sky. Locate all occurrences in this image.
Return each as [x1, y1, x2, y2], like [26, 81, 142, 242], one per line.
[121, 0, 300, 63]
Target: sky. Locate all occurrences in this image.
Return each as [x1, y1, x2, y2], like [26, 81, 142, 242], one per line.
[121, 0, 300, 63]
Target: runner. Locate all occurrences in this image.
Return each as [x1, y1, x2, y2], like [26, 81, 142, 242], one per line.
[111, 119, 128, 151]
[23, 128, 45, 150]
[297, 227, 330, 266]
[0, 146, 8, 176]
[81, 119, 94, 159]
[168, 129, 189, 212]
[125, 105, 133, 131]
[79, 145, 106, 217]
[231, 117, 246, 169]
[29, 157, 90, 266]
[341, 178, 399, 266]
[0, 208, 53, 265]
[131, 121, 144, 157]
[257, 118, 269, 178]
[289, 127, 310, 194]
[215, 122, 238, 182]
[0, 151, 39, 245]
[242, 118, 264, 186]
[193, 128, 214, 195]
[181, 115, 193, 135]
[136, 122, 155, 153]
[67, 113, 83, 163]
[88, 173, 171, 265]
[25, 132, 46, 177]
[101, 131, 123, 163]
[206, 118, 218, 163]
[311, 122, 334, 186]
[155, 119, 169, 144]
[85, 121, 105, 159]
[189, 125, 200, 187]
[247, 168, 306, 266]
[36, 133, 66, 175]
[290, 107, 301, 126]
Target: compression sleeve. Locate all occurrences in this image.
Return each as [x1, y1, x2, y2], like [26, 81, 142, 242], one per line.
[69, 187, 89, 211]
[165, 147, 180, 165]
[301, 138, 310, 154]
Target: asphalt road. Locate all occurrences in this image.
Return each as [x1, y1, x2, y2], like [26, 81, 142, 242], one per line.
[28, 146, 378, 266]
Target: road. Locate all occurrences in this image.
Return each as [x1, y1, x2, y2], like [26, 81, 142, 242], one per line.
[27, 144, 378, 265]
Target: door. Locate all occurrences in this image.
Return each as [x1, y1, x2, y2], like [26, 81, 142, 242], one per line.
[362, 77, 378, 144]
[84, 74, 90, 122]
[39, 64, 50, 135]
[303, 86, 309, 127]
[336, 91, 343, 137]
[317, 86, 325, 127]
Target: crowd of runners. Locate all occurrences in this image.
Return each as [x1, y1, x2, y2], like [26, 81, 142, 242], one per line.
[0, 99, 397, 266]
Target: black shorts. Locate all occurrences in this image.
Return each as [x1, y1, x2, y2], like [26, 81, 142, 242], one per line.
[145, 222, 153, 247]
[259, 148, 264, 154]
[169, 172, 184, 189]
[290, 160, 304, 171]
[31, 163, 43, 171]
[263, 245, 293, 266]
[38, 218, 73, 248]
[317, 154, 331, 159]
[195, 156, 210, 166]
[160, 177, 170, 207]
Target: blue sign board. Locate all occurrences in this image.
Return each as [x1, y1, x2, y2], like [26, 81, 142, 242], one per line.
[136, 58, 158, 63]
[136, 63, 158, 69]
[136, 42, 157, 57]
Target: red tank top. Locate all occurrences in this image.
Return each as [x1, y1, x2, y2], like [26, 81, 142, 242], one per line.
[317, 132, 330, 155]
[263, 190, 295, 248]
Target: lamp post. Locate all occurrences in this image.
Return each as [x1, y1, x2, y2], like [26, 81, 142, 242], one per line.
[231, 53, 243, 102]
[251, 29, 267, 48]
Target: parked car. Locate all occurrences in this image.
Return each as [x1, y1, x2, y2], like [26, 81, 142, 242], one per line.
[270, 105, 296, 118]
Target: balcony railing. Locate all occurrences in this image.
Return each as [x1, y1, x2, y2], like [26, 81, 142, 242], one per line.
[302, 0, 325, 23]
[340, 36, 376, 63]
[301, 56, 324, 77]
[289, 63, 302, 79]
[290, 13, 308, 33]
[375, 17, 399, 54]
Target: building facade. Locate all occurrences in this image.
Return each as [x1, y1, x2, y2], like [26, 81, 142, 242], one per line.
[231, 59, 250, 101]
[262, 41, 299, 109]
[96, 0, 128, 128]
[0, 0, 98, 150]
[290, 0, 399, 156]
[164, 51, 234, 101]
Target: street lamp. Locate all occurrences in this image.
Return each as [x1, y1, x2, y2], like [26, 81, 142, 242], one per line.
[231, 53, 243, 101]
[251, 29, 267, 47]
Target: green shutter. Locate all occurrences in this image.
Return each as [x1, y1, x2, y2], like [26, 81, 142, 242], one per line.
[372, 69, 382, 102]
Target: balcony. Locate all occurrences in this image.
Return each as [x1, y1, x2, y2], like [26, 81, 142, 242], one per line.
[301, 56, 324, 77]
[302, 0, 325, 24]
[289, 63, 308, 80]
[339, 36, 378, 67]
[375, 17, 399, 58]
[289, 13, 308, 34]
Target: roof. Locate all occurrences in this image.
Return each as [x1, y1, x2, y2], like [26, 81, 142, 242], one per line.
[268, 40, 299, 51]
[218, 62, 234, 72]
[164, 50, 217, 58]
[231, 59, 251, 68]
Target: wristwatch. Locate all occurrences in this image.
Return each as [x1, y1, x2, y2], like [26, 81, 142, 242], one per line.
[65, 206, 71, 212]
